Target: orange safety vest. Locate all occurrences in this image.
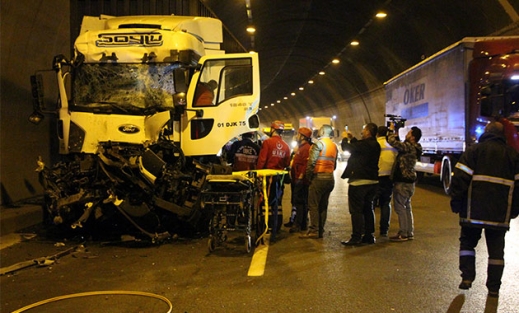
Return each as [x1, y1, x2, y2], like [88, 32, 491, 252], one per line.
[314, 137, 337, 173]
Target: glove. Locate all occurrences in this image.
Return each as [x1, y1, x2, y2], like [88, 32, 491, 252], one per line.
[450, 199, 463, 214]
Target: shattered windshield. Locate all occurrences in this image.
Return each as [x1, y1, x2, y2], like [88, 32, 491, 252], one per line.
[73, 63, 178, 114]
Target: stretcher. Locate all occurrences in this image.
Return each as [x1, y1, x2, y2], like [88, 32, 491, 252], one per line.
[201, 169, 288, 254]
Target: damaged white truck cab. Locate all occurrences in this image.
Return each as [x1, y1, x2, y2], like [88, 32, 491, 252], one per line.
[30, 15, 260, 240]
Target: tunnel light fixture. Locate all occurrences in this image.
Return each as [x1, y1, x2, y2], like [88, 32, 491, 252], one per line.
[332, 59, 340, 64]
[375, 12, 387, 18]
[319, 71, 325, 75]
[299, 87, 304, 90]
[350, 40, 359, 46]
[277, 100, 281, 103]
[246, 26, 256, 33]
[283, 96, 288, 100]
[291, 92, 296, 96]
[308, 80, 314, 84]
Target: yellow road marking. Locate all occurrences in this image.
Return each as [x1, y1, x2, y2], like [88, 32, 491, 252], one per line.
[247, 234, 270, 276]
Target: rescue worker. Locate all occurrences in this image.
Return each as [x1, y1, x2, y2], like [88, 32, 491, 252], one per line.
[257, 121, 291, 242]
[288, 127, 313, 233]
[227, 132, 260, 171]
[300, 124, 338, 239]
[450, 121, 519, 298]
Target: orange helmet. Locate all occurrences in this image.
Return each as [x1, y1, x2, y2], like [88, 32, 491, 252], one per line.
[271, 120, 285, 130]
[298, 127, 312, 139]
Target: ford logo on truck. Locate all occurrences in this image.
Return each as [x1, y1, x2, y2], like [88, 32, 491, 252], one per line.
[96, 33, 163, 47]
[118, 124, 140, 134]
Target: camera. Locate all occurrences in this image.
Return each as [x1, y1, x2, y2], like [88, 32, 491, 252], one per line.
[385, 114, 407, 130]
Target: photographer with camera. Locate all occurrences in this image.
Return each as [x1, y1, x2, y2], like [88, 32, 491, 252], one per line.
[340, 123, 381, 245]
[386, 118, 423, 242]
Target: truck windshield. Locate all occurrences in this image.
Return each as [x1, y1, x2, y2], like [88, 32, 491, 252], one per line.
[72, 63, 179, 114]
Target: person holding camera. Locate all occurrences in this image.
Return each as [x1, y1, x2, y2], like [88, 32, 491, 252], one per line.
[340, 123, 381, 245]
[387, 123, 423, 242]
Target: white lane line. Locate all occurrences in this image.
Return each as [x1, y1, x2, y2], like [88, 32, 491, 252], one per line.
[247, 234, 270, 276]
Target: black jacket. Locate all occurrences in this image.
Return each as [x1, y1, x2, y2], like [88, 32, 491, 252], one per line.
[341, 137, 380, 181]
[449, 132, 519, 230]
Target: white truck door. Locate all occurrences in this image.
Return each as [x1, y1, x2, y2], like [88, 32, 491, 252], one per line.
[181, 53, 260, 156]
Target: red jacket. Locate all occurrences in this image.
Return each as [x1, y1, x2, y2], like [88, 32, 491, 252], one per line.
[292, 141, 311, 184]
[257, 136, 291, 170]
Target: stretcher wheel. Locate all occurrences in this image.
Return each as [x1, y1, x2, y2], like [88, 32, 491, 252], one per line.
[245, 235, 252, 253]
[208, 237, 216, 253]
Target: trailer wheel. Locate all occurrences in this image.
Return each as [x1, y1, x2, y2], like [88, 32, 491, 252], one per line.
[441, 156, 452, 194]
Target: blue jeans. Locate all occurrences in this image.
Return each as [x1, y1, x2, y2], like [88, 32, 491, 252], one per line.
[393, 182, 415, 237]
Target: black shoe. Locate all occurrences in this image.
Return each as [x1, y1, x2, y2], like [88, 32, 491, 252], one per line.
[284, 221, 294, 228]
[458, 280, 472, 290]
[341, 238, 362, 246]
[361, 236, 376, 244]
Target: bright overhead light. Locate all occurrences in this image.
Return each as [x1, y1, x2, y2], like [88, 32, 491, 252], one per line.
[308, 80, 314, 84]
[277, 100, 281, 103]
[291, 92, 296, 96]
[283, 96, 288, 100]
[332, 59, 340, 64]
[299, 87, 304, 90]
[319, 71, 325, 75]
[350, 40, 359, 46]
[375, 12, 387, 18]
[264, 105, 269, 109]
[271, 103, 275, 106]
[246, 26, 256, 33]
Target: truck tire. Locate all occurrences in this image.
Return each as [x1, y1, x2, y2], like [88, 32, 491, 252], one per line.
[441, 156, 452, 194]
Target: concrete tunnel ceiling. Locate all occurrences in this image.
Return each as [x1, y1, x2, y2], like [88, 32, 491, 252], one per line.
[203, 0, 519, 125]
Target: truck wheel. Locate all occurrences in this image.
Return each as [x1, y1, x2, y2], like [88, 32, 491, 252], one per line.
[441, 156, 452, 194]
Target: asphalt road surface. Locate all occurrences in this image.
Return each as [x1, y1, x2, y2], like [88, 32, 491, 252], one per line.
[1, 168, 518, 313]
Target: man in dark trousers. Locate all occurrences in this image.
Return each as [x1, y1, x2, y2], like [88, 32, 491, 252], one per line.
[257, 121, 291, 242]
[300, 125, 338, 239]
[288, 127, 313, 233]
[340, 122, 381, 245]
[450, 121, 519, 298]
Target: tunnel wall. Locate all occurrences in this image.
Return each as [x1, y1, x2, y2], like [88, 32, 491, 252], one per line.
[1, 2, 518, 205]
[1, 0, 71, 205]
